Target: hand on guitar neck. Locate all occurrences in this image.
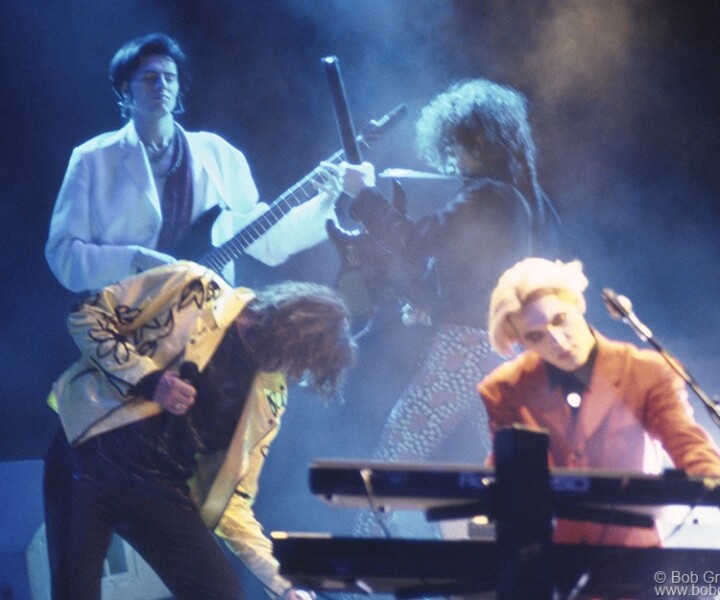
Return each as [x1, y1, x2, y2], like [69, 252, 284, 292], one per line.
[317, 160, 376, 201]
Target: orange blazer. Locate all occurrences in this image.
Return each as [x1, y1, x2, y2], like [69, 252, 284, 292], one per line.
[478, 331, 720, 546]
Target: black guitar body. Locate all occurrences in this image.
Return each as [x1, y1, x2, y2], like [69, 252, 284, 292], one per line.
[328, 222, 437, 319]
[326, 181, 438, 324]
[171, 205, 222, 263]
[326, 220, 395, 319]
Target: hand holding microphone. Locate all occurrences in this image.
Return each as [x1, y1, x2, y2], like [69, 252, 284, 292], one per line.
[154, 361, 198, 415]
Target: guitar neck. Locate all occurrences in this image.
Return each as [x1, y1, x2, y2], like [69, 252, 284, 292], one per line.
[199, 149, 343, 275]
[197, 104, 407, 276]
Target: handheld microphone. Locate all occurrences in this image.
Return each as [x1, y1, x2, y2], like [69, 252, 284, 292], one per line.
[163, 361, 199, 438]
[179, 360, 199, 383]
[601, 288, 654, 341]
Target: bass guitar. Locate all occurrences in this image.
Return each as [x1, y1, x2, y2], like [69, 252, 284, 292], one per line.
[170, 104, 408, 275]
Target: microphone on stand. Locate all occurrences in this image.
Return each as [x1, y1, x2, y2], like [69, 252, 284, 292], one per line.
[602, 289, 720, 426]
[601, 288, 654, 341]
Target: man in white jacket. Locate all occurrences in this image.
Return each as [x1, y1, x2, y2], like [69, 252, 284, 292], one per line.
[45, 33, 335, 293]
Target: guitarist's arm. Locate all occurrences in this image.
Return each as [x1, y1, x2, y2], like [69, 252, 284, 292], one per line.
[209, 187, 335, 268]
[243, 189, 336, 267]
[45, 148, 178, 293]
[322, 160, 439, 317]
[193, 133, 336, 269]
[328, 161, 418, 259]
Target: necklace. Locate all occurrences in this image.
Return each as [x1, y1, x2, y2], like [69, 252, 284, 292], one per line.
[143, 129, 177, 163]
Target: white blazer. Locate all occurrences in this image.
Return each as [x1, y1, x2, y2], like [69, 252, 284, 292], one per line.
[46, 121, 332, 291]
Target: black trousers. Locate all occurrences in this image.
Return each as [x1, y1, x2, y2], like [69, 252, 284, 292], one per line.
[43, 428, 245, 600]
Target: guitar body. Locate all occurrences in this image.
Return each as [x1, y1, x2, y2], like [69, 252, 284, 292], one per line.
[171, 205, 222, 263]
[327, 181, 437, 322]
[326, 221, 391, 319]
[327, 220, 436, 322]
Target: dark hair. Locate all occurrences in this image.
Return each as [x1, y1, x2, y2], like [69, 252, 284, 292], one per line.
[415, 78, 560, 254]
[108, 33, 189, 119]
[415, 79, 536, 185]
[239, 282, 356, 396]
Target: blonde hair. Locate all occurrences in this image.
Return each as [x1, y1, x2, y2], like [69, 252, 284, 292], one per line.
[488, 258, 589, 356]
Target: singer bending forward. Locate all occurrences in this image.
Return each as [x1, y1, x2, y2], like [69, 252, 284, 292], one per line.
[478, 257, 720, 547]
[43, 261, 355, 600]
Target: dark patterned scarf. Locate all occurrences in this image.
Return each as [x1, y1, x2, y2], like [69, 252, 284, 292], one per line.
[156, 129, 193, 252]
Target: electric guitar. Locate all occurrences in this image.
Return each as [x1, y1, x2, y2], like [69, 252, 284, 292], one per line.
[170, 105, 407, 275]
[325, 180, 437, 324]
[320, 59, 436, 327]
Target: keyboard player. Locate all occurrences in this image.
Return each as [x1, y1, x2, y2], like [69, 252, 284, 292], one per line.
[477, 257, 720, 548]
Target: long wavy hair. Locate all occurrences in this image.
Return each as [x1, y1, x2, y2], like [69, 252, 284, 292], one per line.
[239, 282, 356, 396]
[415, 78, 559, 253]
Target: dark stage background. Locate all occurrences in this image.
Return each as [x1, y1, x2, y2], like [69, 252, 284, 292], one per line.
[1, 0, 720, 593]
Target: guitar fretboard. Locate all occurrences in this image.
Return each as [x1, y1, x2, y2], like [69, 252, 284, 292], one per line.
[199, 154, 342, 275]
[195, 104, 407, 276]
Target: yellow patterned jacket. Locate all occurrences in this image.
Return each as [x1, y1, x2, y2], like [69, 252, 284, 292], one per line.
[50, 261, 292, 596]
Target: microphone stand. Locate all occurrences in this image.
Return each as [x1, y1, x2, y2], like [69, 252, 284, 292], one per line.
[602, 289, 720, 427]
